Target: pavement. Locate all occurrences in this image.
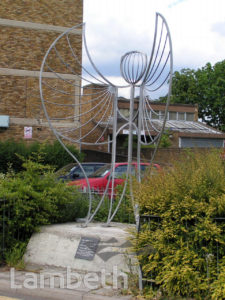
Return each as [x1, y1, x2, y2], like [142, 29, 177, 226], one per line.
[0, 266, 135, 300]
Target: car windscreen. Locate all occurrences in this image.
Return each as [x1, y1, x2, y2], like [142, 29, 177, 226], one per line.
[71, 165, 101, 177]
[55, 163, 76, 176]
[90, 164, 111, 178]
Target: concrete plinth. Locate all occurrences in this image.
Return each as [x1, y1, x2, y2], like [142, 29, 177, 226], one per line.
[24, 222, 137, 277]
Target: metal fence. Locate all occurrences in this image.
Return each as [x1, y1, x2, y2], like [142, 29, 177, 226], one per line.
[138, 214, 225, 288]
[78, 189, 135, 224]
[0, 198, 18, 260]
[0, 192, 135, 261]
[0, 199, 7, 259]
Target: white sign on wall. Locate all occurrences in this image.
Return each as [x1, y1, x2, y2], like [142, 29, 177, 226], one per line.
[24, 127, 32, 139]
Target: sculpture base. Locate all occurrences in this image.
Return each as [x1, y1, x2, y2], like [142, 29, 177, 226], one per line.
[24, 222, 137, 286]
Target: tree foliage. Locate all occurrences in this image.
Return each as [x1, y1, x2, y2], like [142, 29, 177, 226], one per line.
[166, 60, 225, 131]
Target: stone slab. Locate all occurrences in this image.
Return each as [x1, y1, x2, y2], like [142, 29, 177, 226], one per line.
[24, 222, 137, 276]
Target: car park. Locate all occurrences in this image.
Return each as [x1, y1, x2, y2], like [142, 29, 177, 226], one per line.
[56, 162, 106, 181]
[68, 162, 161, 194]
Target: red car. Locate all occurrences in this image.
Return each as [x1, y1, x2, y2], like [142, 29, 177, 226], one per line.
[68, 162, 160, 195]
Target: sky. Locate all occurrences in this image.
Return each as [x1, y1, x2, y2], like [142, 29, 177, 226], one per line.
[83, 0, 225, 83]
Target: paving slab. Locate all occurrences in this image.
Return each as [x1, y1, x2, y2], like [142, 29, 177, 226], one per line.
[0, 262, 134, 300]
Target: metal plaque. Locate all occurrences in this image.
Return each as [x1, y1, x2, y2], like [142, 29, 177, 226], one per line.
[75, 236, 100, 261]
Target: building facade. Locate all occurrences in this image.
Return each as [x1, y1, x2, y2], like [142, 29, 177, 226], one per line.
[0, 0, 83, 143]
[81, 84, 225, 153]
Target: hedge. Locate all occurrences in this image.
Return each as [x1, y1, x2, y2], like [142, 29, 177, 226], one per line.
[133, 150, 225, 299]
[0, 139, 84, 173]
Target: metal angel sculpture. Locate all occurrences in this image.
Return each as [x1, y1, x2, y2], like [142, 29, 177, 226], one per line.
[39, 12, 173, 228]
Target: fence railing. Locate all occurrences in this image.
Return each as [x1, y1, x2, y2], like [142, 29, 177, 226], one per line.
[138, 214, 225, 288]
[0, 199, 7, 259]
[0, 192, 135, 261]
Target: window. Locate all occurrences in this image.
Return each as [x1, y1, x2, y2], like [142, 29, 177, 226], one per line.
[169, 111, 177, 120]
[119, 109, 129, 118]
[159, 112, 167, 120]
[186, 113, 194, 121]
[114, 165, 128, 178]
[114, 165, 135, 178]
[119, 109, 137, 118]
[72, 166, 94, 177]
[151, 110, 159, 119]
[178, 112, 185, 120]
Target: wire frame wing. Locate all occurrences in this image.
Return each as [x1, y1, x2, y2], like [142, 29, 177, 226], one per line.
[40, 23, 116, 147]
[138, 12, 173, 146]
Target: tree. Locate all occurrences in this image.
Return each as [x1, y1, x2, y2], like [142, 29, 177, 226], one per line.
[165, 61, 225, 131]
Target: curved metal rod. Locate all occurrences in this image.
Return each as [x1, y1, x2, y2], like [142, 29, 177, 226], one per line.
[66, 33, 109, 85]
[141, 14, 158, 84]
[42, 81, 77, 96]
[148, 12, 173, 168]
[146, 52, 170, 87]
[141, 109, 155, 142]
[48, 89, 110, 122]
[140, 99, 159, 141]
[145, 28, 167, 84]
[44, 62, 82, 87]
[145, 20, 164, 83]
[84, 166, 115, 225]
[40, 39, 93, 222]
[145, 71, 170, 92]
[142, 12, 171, 91]
[41, 86, 109, 107]
[83, 25, 116, 87]
[77, 94, 112, 142]
[95, 110, 113, 143]
[106, 172, 130, 224]
[57, 131, 112, 145]
[143, 99, 161, 134]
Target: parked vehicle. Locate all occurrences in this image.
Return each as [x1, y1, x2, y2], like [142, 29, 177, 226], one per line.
[68, 162, 161, 194]
[56, 162, 106, 181]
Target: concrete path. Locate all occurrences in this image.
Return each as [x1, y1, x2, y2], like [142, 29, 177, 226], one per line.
[0, 267, 134, 300]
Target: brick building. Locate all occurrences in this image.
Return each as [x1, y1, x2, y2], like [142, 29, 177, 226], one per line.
[81, 84, 225, 153]
[0, 0, 83, 143]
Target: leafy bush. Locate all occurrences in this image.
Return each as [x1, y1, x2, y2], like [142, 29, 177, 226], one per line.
[0, 155, 87, 264]
[93, 191, 135, 224]
[0, 139, 83, 173]
[132, 150, 225, 299]
[158, 130, 172, 148]
[37, 140, 84, 169]
[211, 258, 225, 299]
[140, 130, 172, 149]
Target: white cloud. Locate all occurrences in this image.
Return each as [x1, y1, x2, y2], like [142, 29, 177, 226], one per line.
[83, 0, 225, 77]
[212, 22, 225, 38]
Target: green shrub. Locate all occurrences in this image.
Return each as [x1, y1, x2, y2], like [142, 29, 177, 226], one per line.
[0, 155, 87, 265]
[76, 184, 135, 224]
[158, 130, 172, 148]
[37, 140, 84, 169]
[93, 191, 135, 224]
[132, 150, 225, 299]
[211, 257, 225, 299]
[4, 242, 27, 269]
[0, 139, 83, 173]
